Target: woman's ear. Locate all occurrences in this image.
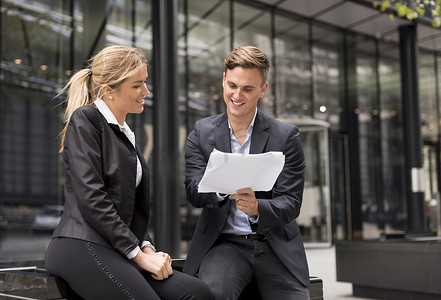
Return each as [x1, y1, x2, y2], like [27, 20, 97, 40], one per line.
[101, 85, 113, 100]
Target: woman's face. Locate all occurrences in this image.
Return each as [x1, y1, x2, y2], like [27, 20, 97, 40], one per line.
[106, 65, 149, 125]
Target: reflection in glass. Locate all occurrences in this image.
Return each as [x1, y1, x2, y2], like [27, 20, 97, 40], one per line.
[355, 36, 383, 239]
[296, 126, 331, 245]
[178, 0, 231, 249]
[419, 51, 438, 142]
[1, 0, 70, 262]
[312, 24, 343, 130]
[181, 0, 230, 124]
[379, 42, 406, 234]
[329, 133, 348, 240]
[423, 146, 440, 233]
[274, 14, 311, 118]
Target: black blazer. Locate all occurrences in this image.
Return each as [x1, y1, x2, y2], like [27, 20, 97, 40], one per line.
[52, 105, 152, 257]
[183, 109, 309, 286]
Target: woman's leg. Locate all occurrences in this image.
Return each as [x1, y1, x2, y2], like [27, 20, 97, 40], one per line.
[45, 237, 213, 300]
[45, 238, 160, 300]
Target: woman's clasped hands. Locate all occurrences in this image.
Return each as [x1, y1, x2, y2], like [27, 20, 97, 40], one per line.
[133, 247, 173, 280]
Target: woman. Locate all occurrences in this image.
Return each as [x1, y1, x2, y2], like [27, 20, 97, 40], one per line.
[45, 45, 213, 300]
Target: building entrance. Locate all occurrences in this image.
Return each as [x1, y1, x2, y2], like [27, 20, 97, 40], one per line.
[423, 144, 441, 235]
[280, 119, 332, 247]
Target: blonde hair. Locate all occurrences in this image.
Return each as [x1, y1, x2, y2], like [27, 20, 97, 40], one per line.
[224, 46, 270, 86]
[58, 45, 148, 152]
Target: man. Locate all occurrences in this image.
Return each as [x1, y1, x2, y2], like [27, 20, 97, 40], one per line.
[183, 46, 309, 300]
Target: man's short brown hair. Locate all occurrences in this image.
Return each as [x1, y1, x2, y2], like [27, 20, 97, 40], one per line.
[224, 46, 270, 86]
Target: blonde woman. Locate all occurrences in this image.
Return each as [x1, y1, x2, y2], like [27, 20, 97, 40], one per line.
[45, 45, 213, 300]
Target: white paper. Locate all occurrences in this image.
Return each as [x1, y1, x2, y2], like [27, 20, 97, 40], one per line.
[198, 148, 285, 194]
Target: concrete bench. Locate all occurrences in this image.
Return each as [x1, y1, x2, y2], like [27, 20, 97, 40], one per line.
[0, 261, 323, 299]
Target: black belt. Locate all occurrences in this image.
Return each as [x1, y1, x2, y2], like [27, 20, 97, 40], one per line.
[221, 233, 267, 242]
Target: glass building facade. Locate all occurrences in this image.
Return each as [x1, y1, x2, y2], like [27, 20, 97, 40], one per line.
[1, 0, 441, 262]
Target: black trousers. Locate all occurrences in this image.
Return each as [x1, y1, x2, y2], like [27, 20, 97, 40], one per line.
[199, 235, 309, 300]
[45, 237, 213, 300]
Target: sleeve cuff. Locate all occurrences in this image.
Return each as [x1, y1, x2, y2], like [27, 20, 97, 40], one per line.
[127, 241, 156, 259]
[141, 241, 156, 252]
[249, 214, 259, 223]
[216, 193, 229, 201]
[127, 246, 140, 259]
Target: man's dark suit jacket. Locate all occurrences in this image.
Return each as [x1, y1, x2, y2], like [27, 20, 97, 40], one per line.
[183, 109, 310, 287]
[52, 105, 153, 257]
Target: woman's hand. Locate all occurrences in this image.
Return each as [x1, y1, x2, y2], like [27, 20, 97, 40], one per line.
[133, 249, 173, 280]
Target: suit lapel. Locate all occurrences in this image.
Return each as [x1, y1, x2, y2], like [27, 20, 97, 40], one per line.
[109, 124, 136, 150]
[214, 113, 231, 153]
[250, 110, 269, 154]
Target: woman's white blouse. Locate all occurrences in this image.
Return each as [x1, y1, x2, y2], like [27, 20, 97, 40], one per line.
[94, 98, 142, 187]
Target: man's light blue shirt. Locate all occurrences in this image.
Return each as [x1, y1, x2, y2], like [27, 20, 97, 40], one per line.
[221, 109, 258, 235]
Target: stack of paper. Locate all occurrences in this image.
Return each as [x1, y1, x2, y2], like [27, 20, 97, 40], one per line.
[198, 148, 285, 194]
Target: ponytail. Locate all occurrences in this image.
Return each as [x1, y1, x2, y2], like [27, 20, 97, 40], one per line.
[58, 69, 94, 152]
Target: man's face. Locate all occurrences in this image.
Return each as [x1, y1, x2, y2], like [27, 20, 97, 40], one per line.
[223, 67, 268, 121]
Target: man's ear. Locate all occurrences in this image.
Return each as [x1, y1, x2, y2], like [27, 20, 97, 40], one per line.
[259, 82, 269, 98]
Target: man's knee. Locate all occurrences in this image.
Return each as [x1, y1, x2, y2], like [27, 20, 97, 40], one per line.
[187, 283, 215, 300]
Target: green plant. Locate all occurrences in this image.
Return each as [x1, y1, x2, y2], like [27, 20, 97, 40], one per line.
[373, 0, 441, 27]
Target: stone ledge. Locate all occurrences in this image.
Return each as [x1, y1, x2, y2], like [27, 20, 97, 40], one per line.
[336, 239, 441, 299]
[0, 261, 323, 300]
[0, 266, 80, 299]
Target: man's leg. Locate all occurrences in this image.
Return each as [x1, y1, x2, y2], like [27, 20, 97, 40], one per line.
[198, 237, 254, 300]
[145, 270, 214, 300]
[254, 241, 310, 300]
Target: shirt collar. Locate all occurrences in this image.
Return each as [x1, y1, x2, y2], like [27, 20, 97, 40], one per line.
[94, 98, 129, 130]
[227, 108, 258, 134]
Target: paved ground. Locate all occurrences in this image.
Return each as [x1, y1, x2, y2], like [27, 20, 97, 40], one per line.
[306, 246, 372, 300]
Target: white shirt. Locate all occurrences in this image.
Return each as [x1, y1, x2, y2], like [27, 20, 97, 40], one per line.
[221, 109, 259, 235]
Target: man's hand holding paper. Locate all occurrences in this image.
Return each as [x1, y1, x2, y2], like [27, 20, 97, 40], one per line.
[231, 187, 259, 217]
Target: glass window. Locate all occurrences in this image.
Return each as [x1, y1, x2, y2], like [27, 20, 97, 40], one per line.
[178, 0, 231, 250]
[419, 51, 438, 142]
[181, 0, 230, 126]
[419, 52, 439, 233]
[312, 24, 344, 130]
[379, 42, 406, 233]
[329, 133, 349, 241]
[0, 0, 70, 262]
[274, 14, 311, 117]
[438, 55, 441, 133]
[297, 126, 332, 245]
[355, 36, 383, 239]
